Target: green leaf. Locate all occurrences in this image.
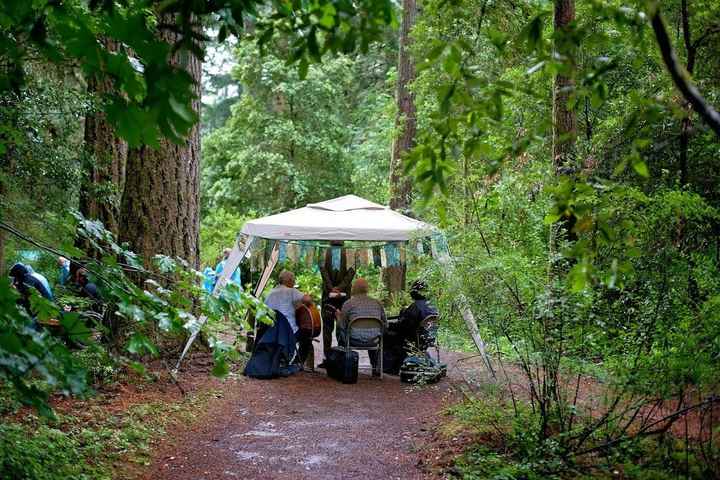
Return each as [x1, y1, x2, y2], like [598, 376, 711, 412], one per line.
[567, 262, 590, 292]
[60, 313, 92, 343]
[127, 333, 159, 357]
[212, 359, 230, 377]
[298, 56, 309, 80]
[631, 158, 649, 177]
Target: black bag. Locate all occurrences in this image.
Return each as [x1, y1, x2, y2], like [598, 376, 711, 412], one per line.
[325, 347, 359, 384]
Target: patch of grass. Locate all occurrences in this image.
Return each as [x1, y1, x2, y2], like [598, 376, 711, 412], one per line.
[0, 387, 223, 480]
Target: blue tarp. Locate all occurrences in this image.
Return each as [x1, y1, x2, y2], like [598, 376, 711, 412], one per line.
[243, 310, 299, 379]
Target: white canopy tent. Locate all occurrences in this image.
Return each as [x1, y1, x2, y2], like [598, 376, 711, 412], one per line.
[175, 195, 494, 376]
[241, 195, 433, 241]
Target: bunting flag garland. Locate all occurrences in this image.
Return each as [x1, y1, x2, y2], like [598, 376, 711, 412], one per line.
[278, 241, 287, 262]
[330, 246, 341, 270]
[384, 242, 400, 266]
[258, 250, 265, 271]
[305, 246, 316, 268]
[357, 248, 370, 267]
[286, 243, 300, 263]
[423, 237, 432, 257]
[372, 246, 382, 267]
[250, 250, 259, 272]
[345, 248, 356, 269]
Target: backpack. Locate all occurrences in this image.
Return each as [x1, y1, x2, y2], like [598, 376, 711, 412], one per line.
[295, 303, 322, 337]
[400, 353, 447, 384]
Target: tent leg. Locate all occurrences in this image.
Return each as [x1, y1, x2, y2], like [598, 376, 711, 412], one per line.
[173, 235, 255, 373]
[250, 240, 281, 348]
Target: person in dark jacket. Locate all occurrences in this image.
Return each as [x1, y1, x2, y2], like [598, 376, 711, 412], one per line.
[9, 263, 54, 322]
[317, 242, 355, 367]
[382, 280, 439, 374]
[399, 280, 439, 342]
[75, 268, 100, 301]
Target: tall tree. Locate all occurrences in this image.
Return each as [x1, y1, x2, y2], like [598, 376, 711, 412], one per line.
[388, 0, 418, 212]
[548, 0, 578, 267]
[385, 0, 418, 294]
[120, 18, 201, 268]
[81, 40, 128, 236]
[552, 0, 576, 173]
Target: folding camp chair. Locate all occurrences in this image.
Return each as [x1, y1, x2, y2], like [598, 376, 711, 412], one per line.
[342, 317, 384, 379]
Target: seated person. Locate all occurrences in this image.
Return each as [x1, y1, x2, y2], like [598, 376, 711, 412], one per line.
[294, 294, 321, 369]
[75, 268, 103, 317]
[335, 278, 386, 376]
[383, 280, 439, 374]
[57, 256, 71, 285]
[264, 270, 306, 363]
[398, 280, 439, 348]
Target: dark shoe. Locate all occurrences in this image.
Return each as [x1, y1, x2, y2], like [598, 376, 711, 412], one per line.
[372, 369, 381, 377]
[317, 360, 328, 369]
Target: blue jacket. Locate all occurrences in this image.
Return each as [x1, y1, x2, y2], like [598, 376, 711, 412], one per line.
[58, 260, 71, 285]
[215, 259, 241, 286]
[202, 266, 216, 293]
[9, 264, 54, 316]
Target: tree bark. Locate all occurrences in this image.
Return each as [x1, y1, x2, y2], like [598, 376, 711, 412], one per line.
[388, 0, 417, 213]
[119, 18, 201, 268]
[81, 39, 128, 236]
[382, 264, 406, 294]
[552, 0, 577, 173]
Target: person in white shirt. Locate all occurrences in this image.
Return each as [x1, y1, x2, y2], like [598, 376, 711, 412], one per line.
[264, 270, 305, 333]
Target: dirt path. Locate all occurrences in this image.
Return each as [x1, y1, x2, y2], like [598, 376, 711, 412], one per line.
[140, 361, 459, 480]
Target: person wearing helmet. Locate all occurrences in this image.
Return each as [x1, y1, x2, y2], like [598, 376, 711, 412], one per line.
[404, 280, 438, 327]
[383, 280, 439, 374]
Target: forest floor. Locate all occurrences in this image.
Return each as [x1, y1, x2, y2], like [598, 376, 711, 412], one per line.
[132, 345, 493, 480]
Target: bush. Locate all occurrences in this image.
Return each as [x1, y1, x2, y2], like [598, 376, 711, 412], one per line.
[72, 345, 120, 386]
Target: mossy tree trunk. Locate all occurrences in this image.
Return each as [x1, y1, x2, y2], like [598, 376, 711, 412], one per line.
[119, 20, 201, 269]
[81, 39, 128, 236]
[388, 0, 417, 213]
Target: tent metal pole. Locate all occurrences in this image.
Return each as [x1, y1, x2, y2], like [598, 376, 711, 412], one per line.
[251, 240, 280, 345]
[173, 234, 255, 373]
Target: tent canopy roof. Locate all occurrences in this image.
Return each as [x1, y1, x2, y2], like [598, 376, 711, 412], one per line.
[240, 195, 435, 241]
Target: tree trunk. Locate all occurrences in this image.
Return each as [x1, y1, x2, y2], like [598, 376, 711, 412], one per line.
[119, 19, 201, 268]
[0, 93, 19, 276]
[388, 0, 417, 213]
[549, 0, 577, 266]
[552, 0, 576, 173]
[81, 39, 128, 236]
[382, 264, 406, 294]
